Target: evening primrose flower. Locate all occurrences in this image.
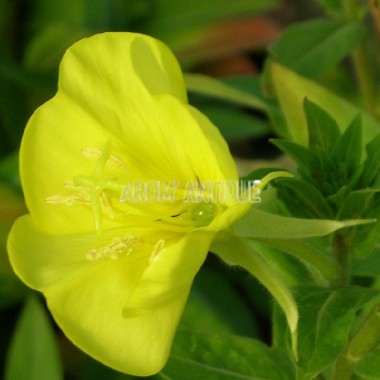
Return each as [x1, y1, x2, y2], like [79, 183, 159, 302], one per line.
[7, 33, 281, 376]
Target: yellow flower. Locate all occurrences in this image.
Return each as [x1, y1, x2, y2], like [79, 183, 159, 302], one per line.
[7, 32, 278, 375]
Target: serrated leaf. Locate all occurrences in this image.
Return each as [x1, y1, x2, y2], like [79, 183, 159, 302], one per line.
[274, 178, 335, 219]
[270, 62, 380, 147]
[155, 330, 295, 380]
[5, 296, 63, 380]
[270, 19, 366, 78]
[233, 208, 374, 239]
[355, 348, 380, 379]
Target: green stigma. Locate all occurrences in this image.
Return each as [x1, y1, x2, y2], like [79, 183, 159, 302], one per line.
[190, 202, 218, 227]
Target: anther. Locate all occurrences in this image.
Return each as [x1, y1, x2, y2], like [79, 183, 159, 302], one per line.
[86, 235, 141, 261]
[45, 194, 90, 206]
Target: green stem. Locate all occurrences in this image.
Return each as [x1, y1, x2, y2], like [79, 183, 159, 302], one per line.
[344, 0, 378, 116]
[370, 0, 380, 49]
[332, 304, 380, 380]
[352, 41, 378, 116]
[344, 0, 361, 20]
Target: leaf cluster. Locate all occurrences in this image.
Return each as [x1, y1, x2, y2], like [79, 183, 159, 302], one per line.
[272, 100, 380, 258]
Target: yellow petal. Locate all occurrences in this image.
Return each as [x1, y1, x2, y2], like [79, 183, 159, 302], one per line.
[7, 214, 186, 375]
[154, 95, 238, 183]
[47, 279, 187, 376]
[21, 33, 238, 235]
[7, 215, 149, 290]
[61, 32, 186, 103]
[123, 231, 212, 317]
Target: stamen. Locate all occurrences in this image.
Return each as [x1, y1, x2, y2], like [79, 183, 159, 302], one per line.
[86, 235, 141, 261]
[45, 194, 90, 206]
[81, 147, 128, 172]
[149, 239, 165, 264]
[100, 191, 115, 219]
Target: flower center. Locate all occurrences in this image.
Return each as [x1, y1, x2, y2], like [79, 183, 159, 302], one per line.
[46, 142, 223, 231]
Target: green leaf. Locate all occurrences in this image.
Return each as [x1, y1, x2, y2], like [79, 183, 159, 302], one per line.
[337, 189, 379, 220]
[355, 349, 380, 379]
[270, 139, 316, 176]
[298, 287, 377, 378]
[254, 242, 318, 286]
[185, 73, 268, 112]
[270, 19, 366, 78]
[256, 238, 338, 282]
[360, 134, 380, 188]
[155, 331, 295, 380]
[233, 208, 373, 239]
[352, 213, 380, 259]
[270, 62, 380, 147]
[5, 296, 63, 380]
[304, 99, 341, 153]
[331, 115, 362, 176]
[212, 237, 299, 357]
[274, 286, 378, 379]
[274, 178, 335, 219]
[352, 247, 380, 275]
